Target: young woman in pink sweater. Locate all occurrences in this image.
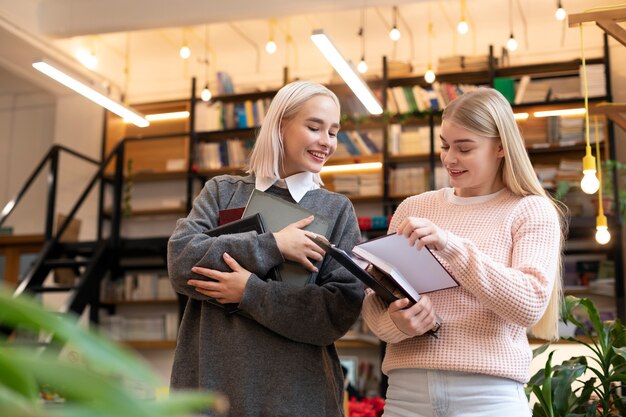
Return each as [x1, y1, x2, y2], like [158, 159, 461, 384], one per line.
[362, 88, 564, 417]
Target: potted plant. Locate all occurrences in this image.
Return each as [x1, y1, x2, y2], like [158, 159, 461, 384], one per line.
[526, 296, 626, 417]
[0, 287, 228, 417]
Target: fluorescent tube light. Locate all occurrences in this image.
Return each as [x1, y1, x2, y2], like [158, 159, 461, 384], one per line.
[533, 108, 586, 118]
[321, 162, 382, 174]
[310, 30, 383, 115]
[514, 112, 529, 120]
[33, 59, 149, 128]
[146, 111, 190, 121]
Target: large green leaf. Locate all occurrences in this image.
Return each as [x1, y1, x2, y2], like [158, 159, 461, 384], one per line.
[0, 349, 39, 401]
[0, 289, 156, 384]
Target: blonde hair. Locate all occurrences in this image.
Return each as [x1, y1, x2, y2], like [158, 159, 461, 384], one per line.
[443, 87, 566, 341]
[247, 80, 340, 185]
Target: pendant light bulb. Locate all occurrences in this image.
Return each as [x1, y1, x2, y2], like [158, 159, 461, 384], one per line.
[179, 45, 191, 59]
[595, 214, 611, 245]
[506, 34, 518, 52]
[201, 84, 212, 102]
[457, 20, 469, 35]
[265, 40, 277, 54]
[357, 57, 368, 74]
[424, 66, 436, 84]
[555, 2, 567, 21]
[389, 27, 401, 41]
[581, 151, 600, 194]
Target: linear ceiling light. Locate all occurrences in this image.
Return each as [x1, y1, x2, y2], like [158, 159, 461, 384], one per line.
[533, 108, 586, 118]
[321, 162, 382, 174]
[32, 59, 149, 128]
[310, 29, 383, 115]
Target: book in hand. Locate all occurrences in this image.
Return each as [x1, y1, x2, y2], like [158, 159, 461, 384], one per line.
[200, 213, 279, 313]
[308, 234, 446, 338]
[242, 189, 331, 287]
[352, 233, 459, 296]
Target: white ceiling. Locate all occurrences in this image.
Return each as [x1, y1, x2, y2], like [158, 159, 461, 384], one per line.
[0, 0, 620, 103]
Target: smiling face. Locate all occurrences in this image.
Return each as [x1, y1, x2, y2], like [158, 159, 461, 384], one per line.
[440, 120, 505, 197]
[279, 95, 340, 178]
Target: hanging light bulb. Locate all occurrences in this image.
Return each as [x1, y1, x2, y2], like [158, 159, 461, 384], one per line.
[580, 147, 599, 194]
[595, 214, 611, 244]
[201, 84, 212, 102]
[265, 19, 277, 54]
[389, 6, 401, 41]
[357, 56, 368, 74]
[555, 1, 567, 21]
[424, 65, 436, 84]
[179, 45, 191, 59]
[389, 26, 401, 41]
[506, 33, 518, 52]
[265, 39, 277, 54]
[457, 20, 469, 35]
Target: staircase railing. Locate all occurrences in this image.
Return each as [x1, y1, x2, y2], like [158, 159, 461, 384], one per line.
[0, 145, 100, 240]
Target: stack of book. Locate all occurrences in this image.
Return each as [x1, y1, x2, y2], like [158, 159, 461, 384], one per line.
[581, 64, 606, 97]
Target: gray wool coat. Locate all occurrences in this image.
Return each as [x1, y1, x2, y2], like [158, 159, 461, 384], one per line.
[168, 174, 364, 417]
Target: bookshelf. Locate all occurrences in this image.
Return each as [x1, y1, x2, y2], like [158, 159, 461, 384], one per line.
[99, 36, 622, 356]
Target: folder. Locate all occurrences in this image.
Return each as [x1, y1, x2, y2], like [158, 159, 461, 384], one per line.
[242, 189, 331, 287]
[201, 213, 278, 313]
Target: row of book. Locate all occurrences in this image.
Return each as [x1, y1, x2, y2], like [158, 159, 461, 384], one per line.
[387, 82, 480, 114]
[534, 158, 582, 190]
[100, 313, 179, 341]
[519, 116, 605, 147]
[194, 97, 272, 132]
[100, 273, 177, 302]
[388, 124, 442, 156]
[513, 64, 606, 104]
[437, 54, 490, 73]
[196, 138, 254, 170]
[330, 173, 382, 196]
[334, 130, 384, 157]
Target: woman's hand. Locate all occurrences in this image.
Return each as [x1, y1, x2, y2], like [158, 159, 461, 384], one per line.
[187, 252, 251, 304]
[388, 296, 439, 337]
[397, 217, 448, 251]
[273, 215, 325, 272]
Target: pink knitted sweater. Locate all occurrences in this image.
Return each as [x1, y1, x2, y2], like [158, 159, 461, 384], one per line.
[361, 187, 561, 383]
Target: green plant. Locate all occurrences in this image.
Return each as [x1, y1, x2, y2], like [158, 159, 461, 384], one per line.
[0, 287, 228, 417]
[527, 296, 626, 417]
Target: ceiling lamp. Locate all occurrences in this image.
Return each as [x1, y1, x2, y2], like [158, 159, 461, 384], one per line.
[310, 30, 382, 115]
[265, 19, 277, 54]
[33, 58, 149, 128]
[506, 0, 518, 52]
[389, 6, 401, 41]
[555, 0, 567, 21]
[457, 0, 469, 35]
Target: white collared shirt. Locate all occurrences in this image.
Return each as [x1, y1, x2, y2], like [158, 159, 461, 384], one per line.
[255, 172, 319, 203]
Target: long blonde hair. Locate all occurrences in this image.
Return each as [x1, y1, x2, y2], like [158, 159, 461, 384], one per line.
[247, 80, 340, 185]
[443, 87, 566, 341]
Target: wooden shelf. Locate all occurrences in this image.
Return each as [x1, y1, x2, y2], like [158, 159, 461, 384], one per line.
[338, 333, 380, 348]
[326, 154, 383, 166]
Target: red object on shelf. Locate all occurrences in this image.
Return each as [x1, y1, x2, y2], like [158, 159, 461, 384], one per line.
[358, 217, 372, 231]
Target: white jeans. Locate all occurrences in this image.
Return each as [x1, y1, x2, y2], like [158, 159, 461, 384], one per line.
[383, 369, 532, 417]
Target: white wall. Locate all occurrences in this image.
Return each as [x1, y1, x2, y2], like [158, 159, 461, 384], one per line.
[0, 91, 56, 234]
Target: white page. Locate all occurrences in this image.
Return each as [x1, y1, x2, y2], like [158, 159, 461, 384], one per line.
[353, 234, 458, 294]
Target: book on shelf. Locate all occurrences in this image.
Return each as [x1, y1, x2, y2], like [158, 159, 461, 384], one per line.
[242, 189, 331, 287]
